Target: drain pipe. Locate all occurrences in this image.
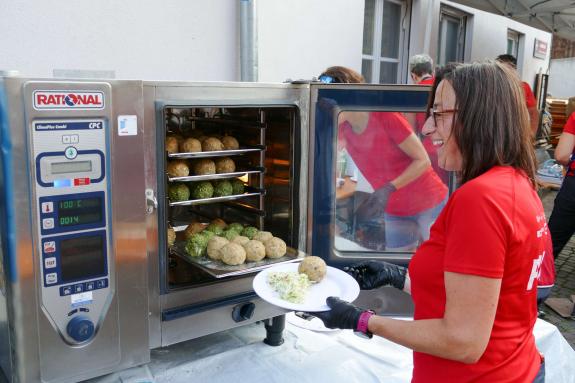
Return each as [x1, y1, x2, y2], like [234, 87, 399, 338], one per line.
[239, 0, 258, 82]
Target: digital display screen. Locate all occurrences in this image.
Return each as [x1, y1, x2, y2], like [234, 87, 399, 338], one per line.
[51, 161, 92, 175]
[60, 235, 106, 282]
[57, 197, 102, 227]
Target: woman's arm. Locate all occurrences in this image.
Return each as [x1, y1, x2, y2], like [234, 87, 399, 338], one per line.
[390, 133, 431, 189]
[368, 272, 501, 363]
[554, 132, 575, 166]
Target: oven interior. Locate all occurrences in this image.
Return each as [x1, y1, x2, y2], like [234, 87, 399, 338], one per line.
[160, 106, 300, 291]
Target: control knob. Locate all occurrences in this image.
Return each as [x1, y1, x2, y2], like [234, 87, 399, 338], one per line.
[66, 316, 94, 343]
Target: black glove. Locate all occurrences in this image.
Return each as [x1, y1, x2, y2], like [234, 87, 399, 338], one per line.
[313, 297, 366, 330]
[344, 260, 407, 290]
[354, 183, 396, 221]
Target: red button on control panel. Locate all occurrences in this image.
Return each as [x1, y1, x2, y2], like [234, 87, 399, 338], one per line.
[74, 178, 91, 186]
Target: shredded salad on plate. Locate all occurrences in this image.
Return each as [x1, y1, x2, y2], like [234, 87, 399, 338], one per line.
[267, 271, 311, 303]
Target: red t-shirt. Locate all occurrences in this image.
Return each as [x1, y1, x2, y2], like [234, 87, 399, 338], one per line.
[408, 166, 545, 382]
[563, 112, 575, 177]
[340, 112, 447, 216]
[522, 82, 537, 108]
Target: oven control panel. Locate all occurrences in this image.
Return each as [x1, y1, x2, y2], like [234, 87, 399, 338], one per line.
[31, 119, 112, 345]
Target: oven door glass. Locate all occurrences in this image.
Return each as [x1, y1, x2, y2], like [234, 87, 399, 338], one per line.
[309, 84, 453, 267]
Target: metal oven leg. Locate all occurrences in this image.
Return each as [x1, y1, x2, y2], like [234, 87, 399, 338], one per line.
[263, 314, 285, 346]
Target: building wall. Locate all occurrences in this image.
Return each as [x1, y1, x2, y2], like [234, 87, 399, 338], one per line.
[257, 0, 364, 82]
[409, 0, 552, 88]
[548, 58, 575, 99]
[551, 35, 575, 59]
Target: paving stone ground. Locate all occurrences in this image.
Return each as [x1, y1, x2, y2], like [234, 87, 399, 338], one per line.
[539, 189, 575, 349]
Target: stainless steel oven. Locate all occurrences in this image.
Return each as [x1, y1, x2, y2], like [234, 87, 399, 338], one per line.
[0, 76, 441, 382]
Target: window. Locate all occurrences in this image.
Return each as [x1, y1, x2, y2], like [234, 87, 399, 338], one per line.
[507, 29, 520, 57]
[438, 7, 467, 65]
[362, 0, 410, 84]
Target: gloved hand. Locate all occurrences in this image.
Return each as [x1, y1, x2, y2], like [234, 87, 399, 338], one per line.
[313, 297, 366, 330]
[344, 260, 407, 290]
[354, 183, 396, 221]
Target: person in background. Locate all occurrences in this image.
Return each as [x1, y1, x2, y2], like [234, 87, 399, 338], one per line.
[313, 61, 547, 382]
[408, 54, 449, 185]
[496, 54, 540, 136]
[548, 111, 575, 317]
[319, 66, 447, 251]
[409, 54, 434, 85]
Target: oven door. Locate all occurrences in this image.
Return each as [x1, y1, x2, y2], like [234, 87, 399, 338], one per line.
[308, 83, 453, 315]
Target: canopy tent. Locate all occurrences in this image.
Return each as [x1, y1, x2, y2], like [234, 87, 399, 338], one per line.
[450, 0, 575, 41]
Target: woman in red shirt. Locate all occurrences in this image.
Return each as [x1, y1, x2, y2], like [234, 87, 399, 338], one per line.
[315, 61, 547, 382]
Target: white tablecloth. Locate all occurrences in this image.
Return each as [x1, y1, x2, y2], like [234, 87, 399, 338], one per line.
[90, 318, 575, 383]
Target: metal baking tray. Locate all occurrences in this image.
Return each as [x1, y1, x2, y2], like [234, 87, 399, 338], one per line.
[170, 241, 303, 278]
[168, 167, 264, 183]
[168, 145, 265, 160]
[168, 186, 264, 207]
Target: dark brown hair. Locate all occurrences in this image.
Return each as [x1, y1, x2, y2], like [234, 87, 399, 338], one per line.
[443, 61, 536, 186]
[320, 66, 365, 84]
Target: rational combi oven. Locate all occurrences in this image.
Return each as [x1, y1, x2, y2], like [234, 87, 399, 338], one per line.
[0, 76, 440, 382]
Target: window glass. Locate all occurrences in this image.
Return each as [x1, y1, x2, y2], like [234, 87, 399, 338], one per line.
[363, 0, 375, 55]
[381, 1, 401, 59]
[334, 111, 448, 253]
[379, 62, 398, 84]
[438, 9, 466, 65]
[362, 59, 373, 83]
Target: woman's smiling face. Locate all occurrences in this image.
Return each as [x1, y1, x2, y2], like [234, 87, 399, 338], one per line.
[422, 80, 463, 172]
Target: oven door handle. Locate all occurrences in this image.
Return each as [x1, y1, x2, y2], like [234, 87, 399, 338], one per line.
[145, 188, 157, 214]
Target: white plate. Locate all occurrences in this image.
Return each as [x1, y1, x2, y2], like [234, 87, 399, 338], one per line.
[253, 263, 360, 312]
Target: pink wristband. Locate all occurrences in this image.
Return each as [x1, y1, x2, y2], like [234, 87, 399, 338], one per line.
[356, 310, 374, 334]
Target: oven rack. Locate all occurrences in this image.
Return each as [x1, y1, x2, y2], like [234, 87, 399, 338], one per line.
[167, 167, 265, 183]
[184, 115, 266, 129]
[169, 186, 265, 207]
[169, 241, 303, 278]
[168, 145, 265, 160]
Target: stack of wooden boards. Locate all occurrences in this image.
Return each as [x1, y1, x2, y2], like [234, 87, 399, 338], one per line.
[546, 98, 569, 146]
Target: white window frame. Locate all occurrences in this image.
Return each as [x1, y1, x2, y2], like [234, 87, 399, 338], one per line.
[507, 29, 520, 57]
[438, 6, 468, 66]
[362, 0, 411, 84]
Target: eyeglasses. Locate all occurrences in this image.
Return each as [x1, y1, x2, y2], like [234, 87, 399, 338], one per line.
[318, 74, 337, 84]
[429, 108, 458, 126]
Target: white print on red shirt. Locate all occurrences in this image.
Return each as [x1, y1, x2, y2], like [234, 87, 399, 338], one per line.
[527, 251, 546, 291]
[535, 213, 549, 238]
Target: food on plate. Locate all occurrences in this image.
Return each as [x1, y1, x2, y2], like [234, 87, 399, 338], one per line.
[213, 180, 233, 197]
[168, 183, 190, 202]
[243, 240, 266, 262]
[210, 218, 227, 229]
[185, 232, 210, 258]
[220, 243, 247, 265]
[221, 135, 240, 150]
[253, 231, 273, 243]
[267, 271, 311, 304]
[184, 222, 206, 239]
[193, 159, 216, 175]
[179, 137, 202, 153]
[167, 226, 176, 247]
[231, 179, 245, 195]
[165, 136, 179, 154]
[202, 137, 224, 151]
[205, 223, 224, 236]
[167, 160, 190, 177]
[241, 226, 259, 239]
[223, 229, 240, 241]
[298, 256, 327, 282]
[232, 235, 250, 246]
[215, 157, 236, 173]
[265, 237, 287, 259]
[228, 222, 244, 233]
[207, 236, 229, 260]
[190, 181, 214, 199]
